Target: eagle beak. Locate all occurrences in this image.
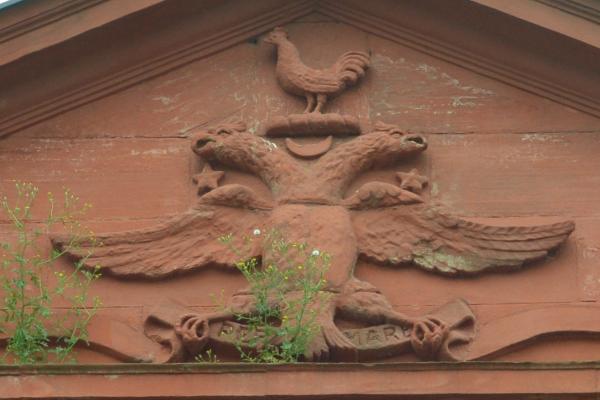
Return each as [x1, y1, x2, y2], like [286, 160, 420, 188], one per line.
[404, 134, 428, 149]
[191, 133, 216, 156]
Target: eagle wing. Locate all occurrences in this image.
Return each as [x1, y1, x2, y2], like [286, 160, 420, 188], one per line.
[352, 204, 574, 275]
[52, 205, 267, 279]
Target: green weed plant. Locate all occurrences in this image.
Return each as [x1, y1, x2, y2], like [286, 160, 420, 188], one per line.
[0, 182, 101, 363]
[219, 230, 331, 363]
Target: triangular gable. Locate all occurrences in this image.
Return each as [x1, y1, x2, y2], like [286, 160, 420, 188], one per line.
[0, 0, 598, 139]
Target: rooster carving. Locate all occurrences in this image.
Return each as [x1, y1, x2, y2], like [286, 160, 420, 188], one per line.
[264, 27, 370, 113]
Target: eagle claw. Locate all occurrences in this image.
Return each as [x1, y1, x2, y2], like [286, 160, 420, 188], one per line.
[409, 316, 448, 360]
[175, 314, 211, 355]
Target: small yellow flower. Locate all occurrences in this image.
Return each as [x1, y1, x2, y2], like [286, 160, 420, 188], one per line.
[297, 265, 303, 270]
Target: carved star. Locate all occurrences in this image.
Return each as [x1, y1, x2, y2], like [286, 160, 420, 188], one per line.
[192, 164, 224, 195]
[396, 168, 428, 194]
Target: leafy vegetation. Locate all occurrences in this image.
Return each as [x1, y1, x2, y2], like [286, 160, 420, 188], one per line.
[0, 182, 101, 363]
[218, 230, 330, 363]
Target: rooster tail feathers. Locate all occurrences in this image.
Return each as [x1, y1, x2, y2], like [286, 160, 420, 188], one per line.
[335, 51, 370, 85]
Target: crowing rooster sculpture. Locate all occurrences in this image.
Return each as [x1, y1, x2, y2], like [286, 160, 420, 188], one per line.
[264, 27, 370, 113]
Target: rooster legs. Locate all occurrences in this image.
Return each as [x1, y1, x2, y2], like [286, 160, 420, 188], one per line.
[302, 93, 327, 113]
[314, 94, 327, 113]
[303, 93, 316, 113]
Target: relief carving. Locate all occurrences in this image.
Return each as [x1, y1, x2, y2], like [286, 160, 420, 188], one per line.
[263, 26, 367, 144]
[264, 26, 369, 114]
[50, 27, 588, 363]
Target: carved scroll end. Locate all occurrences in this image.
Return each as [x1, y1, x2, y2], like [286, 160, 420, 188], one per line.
[342, 299, 475, 362]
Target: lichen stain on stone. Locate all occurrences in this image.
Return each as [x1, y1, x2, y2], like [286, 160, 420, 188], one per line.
[369, 54, 494, 119]
[388, 256, 400, 264]
[521, 133, 568, 144]
[414, 247, 479, 274]
[233, 92, 247, 103]
[430, 182, 439, 197]
[130, 147, 183, 156]
[247, 119, 260, 134]
[580, 242, 600, 298]
[451, 96, 479, 108]
[152, 95, 177, 106]
[260, 138, 277, 152]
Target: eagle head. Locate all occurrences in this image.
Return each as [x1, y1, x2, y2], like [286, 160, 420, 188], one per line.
[191, 121, 247, 158]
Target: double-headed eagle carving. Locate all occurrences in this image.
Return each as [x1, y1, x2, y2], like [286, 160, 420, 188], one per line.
[53, 27, 574, 362]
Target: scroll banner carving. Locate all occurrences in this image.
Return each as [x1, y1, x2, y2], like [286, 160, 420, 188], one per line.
[343, 300, 474, 362]
[11, 302, 600, 363]
[48, 27, 585, 364]
[142, 299, 474, 362]
[134, 301, 600, 363]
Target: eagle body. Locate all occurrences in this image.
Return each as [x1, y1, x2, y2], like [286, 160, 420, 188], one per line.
[265, 204, 357, 288]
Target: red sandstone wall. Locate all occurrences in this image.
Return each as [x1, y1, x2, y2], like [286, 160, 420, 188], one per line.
[1, 16, 600, 362]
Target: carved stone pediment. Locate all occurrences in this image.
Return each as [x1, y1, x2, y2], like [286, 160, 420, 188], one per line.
[50, 27, 593, 364]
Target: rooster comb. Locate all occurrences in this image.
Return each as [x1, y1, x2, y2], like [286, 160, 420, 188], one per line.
[272, 26, 288, 35]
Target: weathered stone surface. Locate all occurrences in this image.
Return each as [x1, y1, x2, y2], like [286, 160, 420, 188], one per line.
[428, 133, 600, 217]
[51, 111, 576, 363]
[1, 2, 599, 374]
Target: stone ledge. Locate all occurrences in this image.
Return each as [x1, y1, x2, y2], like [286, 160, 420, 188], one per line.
[1, 362, 599, 399]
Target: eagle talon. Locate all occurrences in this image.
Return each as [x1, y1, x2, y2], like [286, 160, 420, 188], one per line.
[410, 316, 448, 360]
[175, 314, 211, 355]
